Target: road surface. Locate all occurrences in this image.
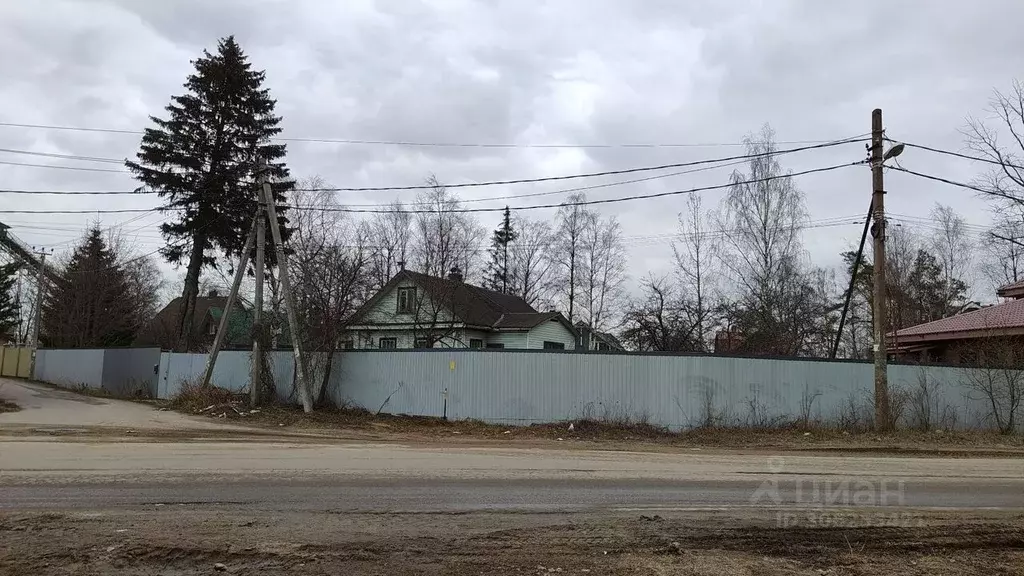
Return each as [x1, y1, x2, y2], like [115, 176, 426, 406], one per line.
[2, 378, 1022, 574]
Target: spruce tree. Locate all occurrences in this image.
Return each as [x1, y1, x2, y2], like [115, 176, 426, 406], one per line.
[42, 228, 135, 348]
[126, 36, 293, 351]
[485, 206, 517, 293]
[0, 262, 21, 341]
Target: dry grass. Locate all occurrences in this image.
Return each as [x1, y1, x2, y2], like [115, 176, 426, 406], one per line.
[170, 380, 243, 413]
[192, 402, 1024, 454]
[0, 399, 19, 413]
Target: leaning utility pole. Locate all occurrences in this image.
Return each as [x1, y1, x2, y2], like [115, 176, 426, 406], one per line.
[259, 165, 313, 412]
[200, 218, 257, 389]
[870, 108, 891, 430]
[28, 248, 48, 349]
[250, 186, 267, 407]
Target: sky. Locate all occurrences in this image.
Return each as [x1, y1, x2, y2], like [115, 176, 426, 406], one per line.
[1, 0, 1022, 299]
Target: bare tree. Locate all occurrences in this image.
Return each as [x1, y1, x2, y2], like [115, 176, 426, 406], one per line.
[980, 211, 1024, 290]
[621, 274, 706, 351]
[411, 175, 483, 280]
[367, 199, 412, 291]
[964, 80, 1024, 212]
[578, 215, 627, 331]
[928, 203, 974, 309]
[508, 215, 555, 308]
[717, 125, 831, 356]
[672, 193, 720, 351]
[290, 180, 370, 406]
[960, 336, 1024, 434]
[551, 193, 592, 324]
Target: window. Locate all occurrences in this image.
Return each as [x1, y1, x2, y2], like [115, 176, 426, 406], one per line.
[469, 339, 484, 349]
[379, 337, 397, 349]
[414, 337, 431, 349]
[396, 287, 416, 314]
[207, 322, 217, 336]
[486, 342, 504, 349]
[543, 341, 565, 350]
[341, 340, 354, 350]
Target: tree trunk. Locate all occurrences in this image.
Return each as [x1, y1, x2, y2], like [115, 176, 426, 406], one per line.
[177, 231, 207, 353]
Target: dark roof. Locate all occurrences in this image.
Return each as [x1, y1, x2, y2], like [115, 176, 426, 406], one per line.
[492, 312, 562, 329]
[134, 296, 247, 348]
[347, 270, 542, 328]
[997, 279, 1024, 299]
[890, 297, 1024, 344]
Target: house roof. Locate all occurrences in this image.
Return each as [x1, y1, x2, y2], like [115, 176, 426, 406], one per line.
[492, 311, 563, 329]
[890, 297, 1024, 345]
[134, 295, 247, 348]
[996, 278, 1024, 299]
[346, 270, 558, 330]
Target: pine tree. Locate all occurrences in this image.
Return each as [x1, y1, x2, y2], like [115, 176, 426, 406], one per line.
[485, 206, 517, 293]
[126, 36, 293, 351]
[42, 228, 135, 348]
[0, 262, 21, 341]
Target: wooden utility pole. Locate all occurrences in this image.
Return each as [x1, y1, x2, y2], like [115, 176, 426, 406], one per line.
[259, 168, 313, 412]
[250, 186, 267, 407]
[29, 249, 48, 349]
[870, 108, 891, 430]
[200, 218, 257, 389]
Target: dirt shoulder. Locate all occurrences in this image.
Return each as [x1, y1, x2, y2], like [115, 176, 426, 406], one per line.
[171, 400, 1024, 457]
[2, 507, 1021, 575]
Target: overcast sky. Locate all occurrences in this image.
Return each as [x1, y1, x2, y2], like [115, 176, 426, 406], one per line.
[1, 0, 1021, 297]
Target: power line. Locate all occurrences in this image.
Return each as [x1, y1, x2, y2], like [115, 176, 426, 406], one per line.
[895, 141, 1024, 173]
[887, 166, 990, 195]
[0, 137, 867, 196]
[296, 162, 863, 214]
[0, 121, 869, 149]
[0, 160, 126, 173]
[0, 147, 123, 164]
[0, 161, 862, 215]
[285, 138, 868, 192]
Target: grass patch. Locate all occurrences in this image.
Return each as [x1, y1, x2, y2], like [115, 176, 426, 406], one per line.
[0, 399, 20, 413]
[171, 380, 243, 413]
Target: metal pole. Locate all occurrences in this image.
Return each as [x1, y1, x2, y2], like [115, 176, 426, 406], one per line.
[870, 108, 891, 430]
[250, 190, 266, 407]
[200, 217, 257, 389]
[831, 200, 874, 359]
[260, 168, 313, 412]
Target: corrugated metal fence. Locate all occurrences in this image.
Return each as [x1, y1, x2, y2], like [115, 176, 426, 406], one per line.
[31, 348, 1015, 431]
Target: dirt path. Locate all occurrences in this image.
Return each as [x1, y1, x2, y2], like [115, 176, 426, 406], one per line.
[2, 507, 1021, 575]
[0, 379, 249, 434]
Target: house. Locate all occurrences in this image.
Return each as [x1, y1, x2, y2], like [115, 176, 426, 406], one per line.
[134, 290, 250, 351]
[574, 322, 625, 351]
[343, 269, 578, 350]
[888, 279, 1024, 364]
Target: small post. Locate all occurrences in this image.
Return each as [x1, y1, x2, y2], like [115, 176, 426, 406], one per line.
[259, 162, 313, 412]
[250, 188, 267, 407]
[870, 108, 891, 430]
[200, 217, 257, 389]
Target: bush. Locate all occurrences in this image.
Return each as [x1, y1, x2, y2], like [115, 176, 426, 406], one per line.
[172, 379, 239, 412]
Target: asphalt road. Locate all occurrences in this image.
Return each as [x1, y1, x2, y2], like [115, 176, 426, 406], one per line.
[2, 378, 1023, 515]
[1, 439, 1022, 512]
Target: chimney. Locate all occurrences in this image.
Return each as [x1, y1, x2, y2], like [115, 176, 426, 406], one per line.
[398, 259, 406, 271]
[208, 289, 219, 298]
[447, 266, 463, 283]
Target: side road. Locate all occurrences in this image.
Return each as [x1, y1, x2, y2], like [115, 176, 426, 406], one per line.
[0, 378, 249, 434]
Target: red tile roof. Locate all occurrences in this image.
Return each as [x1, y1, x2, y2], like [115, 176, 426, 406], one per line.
[892, 297, 1024, 341]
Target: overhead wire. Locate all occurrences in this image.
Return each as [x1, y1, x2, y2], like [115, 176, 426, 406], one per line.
[0, 161, 864, 215]
[0, 121, 869, 149]
[0, 136, 869, 195]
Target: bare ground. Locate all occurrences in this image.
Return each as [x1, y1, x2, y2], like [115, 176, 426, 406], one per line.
[173, 399, 1024, 457]
[2, 508, 1022, 575]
